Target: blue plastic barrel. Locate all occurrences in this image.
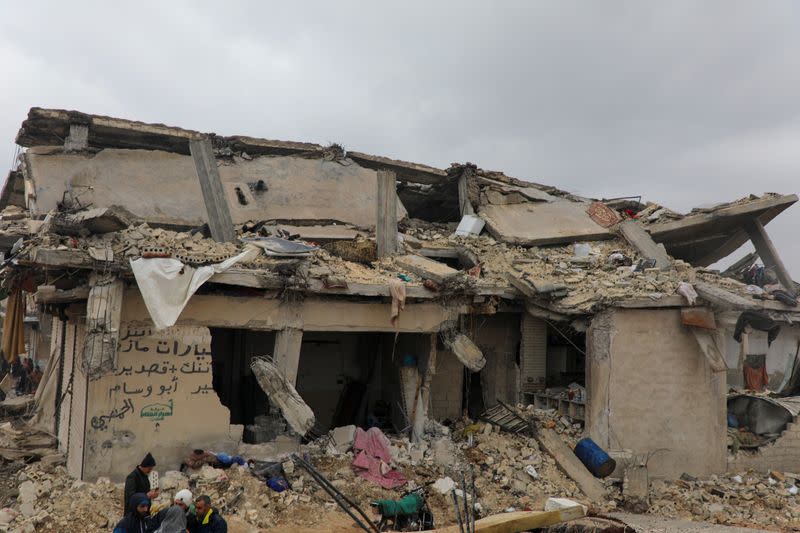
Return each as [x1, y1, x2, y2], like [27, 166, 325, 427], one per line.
[574, 438, 617, 478]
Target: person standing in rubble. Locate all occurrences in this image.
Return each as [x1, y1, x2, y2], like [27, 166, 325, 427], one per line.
[124, 453, 160, 514]
[188, 495, 227, 533]
[114, 493, 152, 533]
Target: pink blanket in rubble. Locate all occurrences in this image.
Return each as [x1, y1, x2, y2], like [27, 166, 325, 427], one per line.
[351, 427, 407, 489]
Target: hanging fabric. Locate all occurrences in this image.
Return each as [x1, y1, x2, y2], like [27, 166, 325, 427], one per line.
[2, 286, 26, 364]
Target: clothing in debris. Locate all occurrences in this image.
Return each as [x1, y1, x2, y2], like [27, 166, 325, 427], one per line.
[114, 493, 150, 533]
[772, 289, 798, 307]
[124, 465, 152, 515]
[351, 427, 407, 489]
[733, 310, 781, 346]
[743, 354, 770, 392]
[372, 492, 424, 517]
[188, 507, 227, 533]
[154, 505, 187, 533]
[183, 449, 219, 470]
[389, 279, 406, 328]
[1, 286, 25, 364]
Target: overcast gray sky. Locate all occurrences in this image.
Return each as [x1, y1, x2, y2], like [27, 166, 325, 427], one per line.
[1, 2, 799, 275]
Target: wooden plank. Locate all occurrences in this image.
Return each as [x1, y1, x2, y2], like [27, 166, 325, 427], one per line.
[537, 428, 607, 502]
[744, 219, 796, 294]
[419, 507, 586, 533]
[618, 220, 671, 270]
[273, 328, 303, 386]
[189, 138, 236, 243]
[395, 254, 459, 284]
[680, 307, 717, 329]
[376, 170, 398, 257]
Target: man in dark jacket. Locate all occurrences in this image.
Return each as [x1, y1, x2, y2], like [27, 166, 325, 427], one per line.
[124, 452, 159, 514]
[114, 493, 151, 533]
[189, 494, 227, 533]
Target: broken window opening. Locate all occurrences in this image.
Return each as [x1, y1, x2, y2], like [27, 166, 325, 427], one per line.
[295, 332, 432, 435]
[209, 328, 274, 443]
[529, 321, 587, 423]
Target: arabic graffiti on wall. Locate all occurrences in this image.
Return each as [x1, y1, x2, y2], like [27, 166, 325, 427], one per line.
[91, 399, 134, 431]
[90, 324, 216, 432]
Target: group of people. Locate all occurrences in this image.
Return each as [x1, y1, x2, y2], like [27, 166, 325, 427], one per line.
[0, 355, 42, 399]
[115, 453, 227, 533]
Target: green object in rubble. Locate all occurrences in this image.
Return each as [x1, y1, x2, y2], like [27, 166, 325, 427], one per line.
[372, 492, 424, 517]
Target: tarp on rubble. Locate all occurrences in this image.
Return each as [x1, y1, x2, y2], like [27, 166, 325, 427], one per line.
[250, 357, 315, 436]
[728, 393, 800, 437]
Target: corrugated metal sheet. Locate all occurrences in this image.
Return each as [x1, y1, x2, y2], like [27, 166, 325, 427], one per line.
[520, 315, 547, 392]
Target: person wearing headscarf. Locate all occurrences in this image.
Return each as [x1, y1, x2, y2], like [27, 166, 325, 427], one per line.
[114, 493, 151, 533]
[154, 504, 188, 533]
[152, 489, 195, 529]
[124, 452, 159, 514]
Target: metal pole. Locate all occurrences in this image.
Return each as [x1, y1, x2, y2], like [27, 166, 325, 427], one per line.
[460, 472, 470, 533]
[292, 454, 379, 533]
[451, 490, 465, 533]
[470, 466, 477, 533]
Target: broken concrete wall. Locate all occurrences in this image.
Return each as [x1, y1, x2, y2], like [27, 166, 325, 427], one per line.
[429, 348, 463, 421]
[24, 149, 406, 228]
[82, 321, 241, 481]
[718, 317, 800, 391]
[727, 417, 800, 472]
[474, 313, 521, 407]
[586, 308, 727, 478]
[295, 332, 365, 431]
[122, 289, 454, 333]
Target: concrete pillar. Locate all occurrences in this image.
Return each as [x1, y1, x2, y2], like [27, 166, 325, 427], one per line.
[273, 328, 303, 386]
[744, 219, 796, 294]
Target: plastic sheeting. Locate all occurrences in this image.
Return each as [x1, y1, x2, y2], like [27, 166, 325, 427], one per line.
[130, 246, 259, 330]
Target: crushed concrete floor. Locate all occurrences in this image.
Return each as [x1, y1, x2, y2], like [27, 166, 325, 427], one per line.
[0, 408, 797, 532]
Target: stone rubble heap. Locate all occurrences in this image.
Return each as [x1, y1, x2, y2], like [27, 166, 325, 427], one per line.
[1, 411, 799, 532]
[646, 470, 800, 530]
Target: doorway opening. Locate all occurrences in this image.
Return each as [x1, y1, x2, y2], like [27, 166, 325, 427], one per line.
[209, 328, 274, 443]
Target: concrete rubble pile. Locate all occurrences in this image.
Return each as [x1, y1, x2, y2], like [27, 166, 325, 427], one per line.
[644, 470, 800, 530]
[0, 416, 604, 533]
[11, 204, 773, 319]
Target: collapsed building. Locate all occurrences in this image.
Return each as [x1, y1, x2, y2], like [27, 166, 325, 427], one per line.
[1, 107, 799, 484]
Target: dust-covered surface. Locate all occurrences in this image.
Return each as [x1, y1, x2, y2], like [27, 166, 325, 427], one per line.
[0, 406, 798, 532]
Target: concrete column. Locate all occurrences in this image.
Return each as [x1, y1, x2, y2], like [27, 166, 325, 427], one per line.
[273, 328, 303, 386]
[376, 170, 398, 257]
[744, 219, 796, 294]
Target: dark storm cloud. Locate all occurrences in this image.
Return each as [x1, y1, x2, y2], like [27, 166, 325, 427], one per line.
[1, 1, 798, 273]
